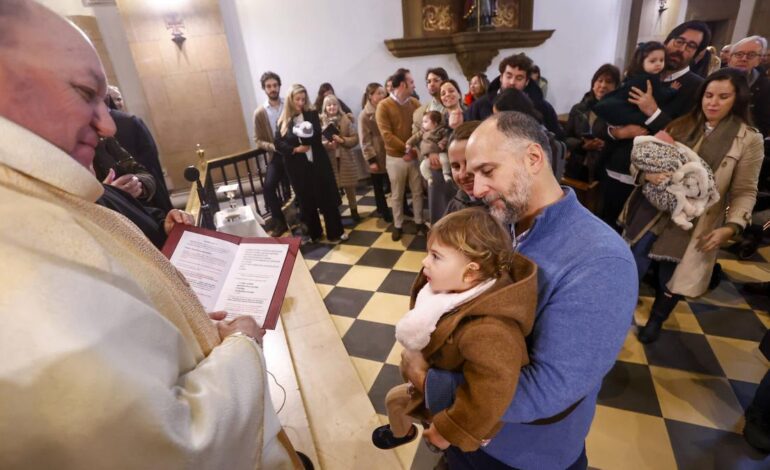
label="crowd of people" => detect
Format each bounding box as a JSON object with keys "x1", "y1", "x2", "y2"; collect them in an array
[{"x1": 3, "y1": 0, "x2": 770, "y2": 467}]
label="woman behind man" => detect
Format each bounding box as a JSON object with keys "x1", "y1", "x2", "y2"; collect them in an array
[
  {"x1": 426, "y1": 79, "x2": 467, "y2": 222},
  {"x1": 358, "y1": 82, "x2": 392, "y2": 222},
  {"x1": 564, "y1": 64, "x2": 621, "y2": 183},
  {"x1": 626, "y1": 68, "x2": 764, "y2": 343},
  {"x1": 321, "y1": 94, "x2": 361, "y2": 221},
  {"x1": 274, "y1": 84, "x2": 347, "y2": 243}
]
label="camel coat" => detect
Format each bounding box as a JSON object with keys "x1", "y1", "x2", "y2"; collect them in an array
[
  {"x1": 668, "y1": 124, "x2": 763, "y2": 296},
  {"x1": 403, "y1": 254, "x2": 538, "y2": 451},
  {"x1": 321, "y1": 113, "x2": 359, "y2": 188},
  {"x1": 358, "y1": 101, "x2": 387, "y2": 174}
]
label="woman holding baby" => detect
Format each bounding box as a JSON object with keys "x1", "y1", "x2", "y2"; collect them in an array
[{"x1": 626, "y1": 68, "x2": 764, "y2": 343}]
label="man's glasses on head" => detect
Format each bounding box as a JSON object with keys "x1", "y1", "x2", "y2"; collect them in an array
[
  {"x1": 732, "y1": 51, "x2": 761, "y2": 60},
  {"x1": 672, "y1": 37, "x2": 700, "y2": 52}
]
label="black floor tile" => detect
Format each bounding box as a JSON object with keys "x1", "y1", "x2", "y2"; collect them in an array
[
  {"x1": 665, "y1": 419, "x2": 770, "y2": 470},
  {"x1": 598, "y1": 360, "x2": 662, "y2": 417},
  {"x1": 367, "y1": 363, "x2": 404, "y2": 415},
  {"x1": 357, "y1": 196, "x2": 377, "y2": 206},
  {"x1": 344, "y1": 230, "x2": 382, "y2": 247},
  {"x1": 342, "y1": 320, "x2": 396, "y2": 363},
  {"x1": 358, "y1": 248, "x2": 404, "y2": 269},
  {"x1": 730, "y1": 379, "x2": 760, "y2": 412},
  {"x1": 310, "y1": 262, "x2": 351, "y2": 285},
  {"x1": 300, "y1": 242, "x2": 334, "y2": 260},
  {"x1": 689, "y1": 302, "x2": 767, "y2": 342},
  {"x1": 356, "y1": 185, "x2": 371, "y2": 196},
  {"x1": 643, "y1": 329, "x2": 725, "y2": 377},
  {"x1": 407, "y1": 234, "x2": 428, "y2": 252},
  {"x1": 323, "y1": 287, "x2": 374, "y2": 318},
  {"x1": 378, "y1": 270, "x2": 419, "y2": 296},
  {"x1": 410, "y1": 441, "x2": 444, "y2": 469},
  {"x1": 737, "y1": 284, "x2": 770, "y2": 312}
]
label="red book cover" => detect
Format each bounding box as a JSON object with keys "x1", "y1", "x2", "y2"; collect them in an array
[{"x1": 162, "y1": 224, "x2": 300, "y2": 329}]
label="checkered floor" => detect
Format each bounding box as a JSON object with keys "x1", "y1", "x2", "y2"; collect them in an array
[{"x1": 298, "y1": 187, "x2": 770, "y2": 470}]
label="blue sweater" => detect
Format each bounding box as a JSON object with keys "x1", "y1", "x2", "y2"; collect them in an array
[{"x1": 425, "y1": 188, "x2": 637, "y2": 469}]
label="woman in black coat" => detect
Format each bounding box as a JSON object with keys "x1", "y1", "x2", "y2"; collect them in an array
[{"x1": 275, "y1": 84, "x2": 346, "y2": 243}]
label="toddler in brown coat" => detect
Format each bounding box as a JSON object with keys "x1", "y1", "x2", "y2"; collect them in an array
[
  {"x1": 405, "y1": 110, "x2": 451, "y2": 185},
  {"x1": 371, "y1": 208, "x2": 537, "y2": 452}
]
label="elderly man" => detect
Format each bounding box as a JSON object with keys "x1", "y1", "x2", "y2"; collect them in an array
[
  {"x1": 403, "y1": 112, "x2": 637, "y2": 469},
  {"x1": 728, "y1": 36, "x2": 770, "y2": 137},
  {"x1": 0, "y1": 2, "x2": 294, "y2": 468}
]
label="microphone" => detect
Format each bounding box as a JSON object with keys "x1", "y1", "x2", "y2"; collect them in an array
[{"x1": 184, "y1": 165, "x2": 215, "y2": 229}]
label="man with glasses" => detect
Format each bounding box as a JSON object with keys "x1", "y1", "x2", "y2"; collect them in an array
[
  {"x1": 621, "y1": 21, "x2": 711, "y2": 134},
  {"x1": 728, "y1": 36, "x2": 770, "y2": 137}
]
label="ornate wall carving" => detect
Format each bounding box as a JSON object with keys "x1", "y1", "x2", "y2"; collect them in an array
[
  {"x1": 492, "y1": 0, "x2": 520, "y2": 29},
  {"x1": 422, "y1": 4, "x2": 457, "y2": 33}
]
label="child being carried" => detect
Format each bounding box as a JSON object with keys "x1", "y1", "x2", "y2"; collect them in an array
[
  {"x1": 406, "y1": 110, "x2": 451, "y2": 185},
  {"x1": 594, "y1": 41, "x2": 680, "y2": 127},
  {"x1": 371, "y1": 208, "x2": 538, "y2": 452}
]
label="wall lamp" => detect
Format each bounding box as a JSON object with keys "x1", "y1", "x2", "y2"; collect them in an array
[
  {"x1": 658, "y1": 0, "x2": 669, "y2": 14},
  {"x1": 164, "y1": 13, "x2": 186, "y2": 48}
]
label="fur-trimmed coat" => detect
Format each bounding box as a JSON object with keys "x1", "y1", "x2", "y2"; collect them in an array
[{"x1": 401, "y1": 254, "x2": 537, "y2": 452}]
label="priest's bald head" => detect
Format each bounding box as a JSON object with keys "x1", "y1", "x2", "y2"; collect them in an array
[{"x1": 0, "y1": 0, "x2": 115, "y2": 167}]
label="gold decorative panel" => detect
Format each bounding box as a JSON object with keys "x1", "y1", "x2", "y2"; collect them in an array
[
  {"x1": 492, "y1": 0, "x2": 520, "y2": 29},
  {"x1": 422, "y1": 4, "x2": 456, "y2": 33}
]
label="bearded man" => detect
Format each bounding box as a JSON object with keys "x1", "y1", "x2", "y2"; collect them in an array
[{"x1": 402, "y1": 112, "x2": 637, "y2": 469}]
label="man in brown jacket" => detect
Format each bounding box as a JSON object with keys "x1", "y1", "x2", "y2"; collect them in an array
[
  {"x1": 375, "y1": 68, "x2": 426, "y2": 241},
  {"x1": 253, "y1": 71, "x2": 291, "y2": 236}
]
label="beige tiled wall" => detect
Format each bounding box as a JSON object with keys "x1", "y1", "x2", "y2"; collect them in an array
[{"x1": 116, "y1": 0, "x2": 249, "y2": 189}]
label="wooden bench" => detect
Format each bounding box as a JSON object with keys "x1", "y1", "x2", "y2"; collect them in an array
[{"x1": 561, "y1": 177, "x2": 601, "y2": 214}]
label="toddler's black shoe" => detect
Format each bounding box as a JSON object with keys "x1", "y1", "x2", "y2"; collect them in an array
[{"x1": 372, "y1": 424, "x2": 417, "y2": 449}]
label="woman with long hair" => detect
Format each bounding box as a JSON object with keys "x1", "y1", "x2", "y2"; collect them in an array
[
  {"x1": 464, "y1": 73, "x2": 488, "y2": 107},
  {"x1": 274, "y1": 84, "x2": 347, "y2": 243},
  {"x1": 358, "y1": 82, "x2": 392, "y2": 222},
  {"x1": 321, "y1": 94, "x2": 361, "y2": 221},
  {"x1": 313, "y1": 82, "x2": 352, "y2": 116},
  {"x1": 626, "y1": 69, "x2": 764, "y2": 343}
]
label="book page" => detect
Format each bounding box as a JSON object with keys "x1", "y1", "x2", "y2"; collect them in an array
[
  {"x1": 213, "y1": 242, "x2": 290, "y2": 326},
  {"x1": 168, "y1": 231, "x2": 239, "y2": 312}
]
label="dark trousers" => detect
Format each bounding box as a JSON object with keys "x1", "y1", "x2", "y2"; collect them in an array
[
  {"x1": 600, "y1": 175, "x2": 634, "y2": 233},
  {"x1": 264, "y1": 156, "x2": 290, "y2": 225},
  {"x1": 428, "y1": 168, "x2": 457, "y2": 224},
  {"x1": 631, "y1": 231, "x2": 682, "y2": 322},
  {"x1": 445, "y1": 445, "x2": 587, "y2": 470},
  {"x1": 283, "y1": 156, "x2": 343, "y2": 240},
  {"x1": 748, "y1": 368, "x2": 770, "y2": 428},
  {"x1": 370, "y1": 172, "x2": 390, "y2": 217}
]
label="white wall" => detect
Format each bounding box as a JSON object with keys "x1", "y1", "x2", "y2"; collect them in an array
[{"x1": 221, "y1": 0, "x2": 629, "y2": 144}]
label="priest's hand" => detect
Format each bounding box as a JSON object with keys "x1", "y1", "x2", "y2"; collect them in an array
[
  {"x1": 209, "y1": 311, "x2": 265, "y2": 345},
  {"x1": 164, "y1": 209, "x2": 195, "y2": 235},
  {"x1": 401, "y1": 349, "x2": 429, "y2": 393}
]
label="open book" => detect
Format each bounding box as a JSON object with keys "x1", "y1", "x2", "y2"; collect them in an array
[{"x1": 162, "y1": 225, "x2": 300, "y2": 329}]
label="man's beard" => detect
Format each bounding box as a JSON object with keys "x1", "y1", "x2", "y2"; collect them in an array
[
  {"x1": 484, "y1": 169, "x2": 532, "y2": 225},
  {"x1": 666, "y1": 51, "x2": 684, "y2": 69},
  {"x1": 268, "y1": 91, "x2": 280, "y2": 100}
]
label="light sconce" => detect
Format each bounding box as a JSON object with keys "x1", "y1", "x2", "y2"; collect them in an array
[
  {"x1": 164, "y1": 13, "x2": 186, "y2": 48},
  {"x1": 658, "y1": 0, "x2": 669, "y2": 14}
]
